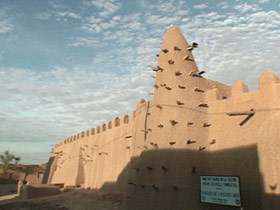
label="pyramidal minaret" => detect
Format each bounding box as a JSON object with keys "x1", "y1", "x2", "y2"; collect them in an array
[
  {"x1": 139, "y1": 25, "x2": 221, "y2": 152},
  {"x1": 152, "y1": 25, "x2": 212, "y2": 107}
]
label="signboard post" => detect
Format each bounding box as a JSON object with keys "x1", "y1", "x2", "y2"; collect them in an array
[{"x1": 200, "y1": 176, "x2": 242, "y2": 208}]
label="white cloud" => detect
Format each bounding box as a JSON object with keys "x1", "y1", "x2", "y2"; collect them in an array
[
  {"x1": 258, "y1": 0, "x2": 270, "y2": 3},
  {"x1": 234, "y1": 3, "x2": 261, "y2": 14},
  {"x1": 68, "y1": 37, "x2": 99, "y2": 47},
  {"x1": 0, "y1": 64, "x2": 153, "y2": 145},
  {"x1": 217, "y1": 2, "x2": 230, "y2": 9},
  {"x1": 53, "y1": 11, "x2": 82, "y2": 19},
  {"x1": 1, "y1": 0, "x2": 280, "y2": 164},
  {"x1": 46, "y1": 2, "x2": 82, "y2": 22},
  {"x1": 0, "y1": 51, "x2": 4, "y2": 61},
  {"x1": 146, "y1": 15, "x2": 177, "y2": 25},
  {"x1": 0, "y1": 9, "x2": 13, "y2": 33},
  {"x1": 81, "y1": 13, "x2": 143, "y2": 35},
  {"x1": 193, "y1": 4, "x2": 208, "y2": 9},
  {"x1": 49, "y1": 1, "x2": 66, "y2": 9},
  {"x1": 35, "y1": 12, "x2": 52, "y2": 20},
  {"x1": 85, "y1": 16, "x2": 102, "y2": 24},
  {"x1": 67, "y1": 12, "x2": 82, "y2": 19},
  {"x1": 85, "y1": 0, "x2": 122, "y2": 17},
  {"x1": 81, "y1": 23, "x2": 103, "y2": 33},
  {"x1": 179, "y1": 9, "x2": 280, "y2": 90}
]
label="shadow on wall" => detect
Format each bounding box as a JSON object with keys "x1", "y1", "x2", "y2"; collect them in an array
[
  {"x1": 100, "y1": 146, "x2": 279, "y2": 210},
  {"x1": 42, "y1": 156, "x2": 55, "y2": 184}
]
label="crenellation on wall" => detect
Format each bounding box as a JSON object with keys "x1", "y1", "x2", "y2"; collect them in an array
[
  {"x1": 91, "y1": 128, "x2": 95, "y2": 135},
  {"x1": 114, "y1": 117, "x2": 120, "y2": 127},
  {"x1": 56, "y1": 111, "x2": 133, "y2": 148},
  {"x1": 50, "y1": 109, "x2": 135, "y2": 189},
  {"x1": 81, "y1": 131, "x2": 85, "y2": 138},
  {"x1": 231, "y1": 80, "x2": 249, "y2": 97},
  {"x1": 108, "y1": 121, "x2": 112, "y2": 129},
  {"x1": 122, "y1": 114, "x2": 129, "y2": 124},
  {"x1": 136, "y1": 98, "x2": 146, "y2": 110},
  {"x1": 96, "y1": 125, "x2": 101, "y2": 133},
  {"x1": 102, "y1": 123, "x2": 106, "y2": 131},
  {"x1": 206, "y1": 71, "x2": 280, "y2": 116},
  {"x1": 259, "y1": 70, "x2": 279, "y2": 91}
]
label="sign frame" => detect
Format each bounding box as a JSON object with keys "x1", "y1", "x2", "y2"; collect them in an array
[{"x1": 199, "y1": 175, "x2": 242, "y2": 208}]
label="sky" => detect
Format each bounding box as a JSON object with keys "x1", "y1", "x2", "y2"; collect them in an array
[{"x1": 0, "y1": 0, "x2": 279, "y2": 164}]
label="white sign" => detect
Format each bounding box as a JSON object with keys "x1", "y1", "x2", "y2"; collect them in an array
[{"x1": 200, "y1": 176, "x2": 241, "y2": 207}]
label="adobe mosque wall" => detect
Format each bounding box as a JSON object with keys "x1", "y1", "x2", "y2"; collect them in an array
[{"x1": 44, "y1": 25, "x2": 280, "y2": 209}]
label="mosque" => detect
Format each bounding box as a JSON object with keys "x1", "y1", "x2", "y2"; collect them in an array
[{"x1": 43, "y1": 25, "x2": 280, "y2": 210}]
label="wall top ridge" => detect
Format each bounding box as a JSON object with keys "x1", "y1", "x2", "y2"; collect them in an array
[
  {"x1": 205, "y1": 70, "x2": 280, "y2": 110},
  {"x1": 58, "y1": 112, "x2": 132, "y2": 145}
]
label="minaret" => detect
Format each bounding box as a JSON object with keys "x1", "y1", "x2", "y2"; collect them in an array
[
  {"x1": 144, "y1": 25, "x2": 213, "y2": 152},
  {"x1": 152, "y1": 25, "x2": 210, "y2": 107}
]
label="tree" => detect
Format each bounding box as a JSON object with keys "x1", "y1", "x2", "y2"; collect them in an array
[{"x1": 0, "y1": 150, "x2": 21, "y2": 170}]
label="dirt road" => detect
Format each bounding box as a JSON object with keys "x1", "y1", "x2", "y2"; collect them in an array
[{"x1": 0, "y1": 190, "x2": 125, "y2": 210}]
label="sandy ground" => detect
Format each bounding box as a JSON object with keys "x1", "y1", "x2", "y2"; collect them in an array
[
  {"x1": 0, "y1": 184, "x2": 17, "y2": 196},
  {"x1": 0, "y1": 194, "x2": 18, "y2": 202},
  {"x1": 0, "y1": 190, "x2": 125, "y2": 210}
]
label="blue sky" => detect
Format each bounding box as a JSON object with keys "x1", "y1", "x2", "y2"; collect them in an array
[{"x1": 0, "y1": 0, "x2": 279, "y2": 164}]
